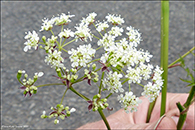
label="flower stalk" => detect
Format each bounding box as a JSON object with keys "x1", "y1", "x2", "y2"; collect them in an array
[
  {"x1": 98, "y1": 108, "x2": 111, "y2": 130},
  {"x1": 160, "y1": 0, "x2": 169, "y2": 116}
]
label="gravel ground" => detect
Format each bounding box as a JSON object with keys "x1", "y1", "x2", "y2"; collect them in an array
[{"x1": 1, "y1": 1, "x2": 194, "y2": 130}]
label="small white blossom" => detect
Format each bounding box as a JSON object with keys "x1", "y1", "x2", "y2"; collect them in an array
[
  {"x1": 34, "y1": 72, "x2": 44, "y2": 77},
  {"x1": 70, "y1": 108, "x2": 76, "y2": 113},
  {"x1": 106, "y1": 13, "x2": 124, "y2": 25},
  {"x1": 40, "y1": 18, "x2": 55, "y2": 31},
  {"x1": 108, "y1": 26, "x2": 123, "y2": 37},
  {"x1": 97, "y1": 33, "x2": 115, "y2": 50},
  {"x1": 58, "y1": 28, "x2": 74, "y2": 38},
  {"x1": 125, "y1": 67, "x2": 142, "y2": 84},
  {"x1": 118, "y1": 91, "x2": 142, "y2": 113},
  {"x1": 68, "y1": 44, "x2": 96, "y2": 67},
  {"x1": 103, "y1": 71, "x2": 124, "y2": 93},
  {"x1": 141, "y1": 66, "x2": 164, "y2": 102},
  {"x1": 45, "y1": 49, "x2": 64, "y2": 68},
  {"x1": 24, "y1": 30, "x2": 39, "y2": 52},
  {"x1": 75, "y1": 24, "x2": 92, "y2": 42},
  {"x1": 126, "y1": 26, "x2": 142, "y2": 47},
  {"x1": 54, "y1": 12, "x2": 75, "y2": 25},
  {"x1": 96, "y1": 21, "x2": 109, "y2": 32},
  {"x1": 81, "y1": 12, "x2": 97, "y2": 26}
]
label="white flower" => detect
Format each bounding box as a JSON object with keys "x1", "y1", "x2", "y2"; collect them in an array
[
  {"x1": 40, "y1": 18, "x2": 55, "y2": 31},
  {"x1": 126, "y1": 26, "x2": 142, "y2": 47},
  {"x1": 70, "y1": 108, "x2": 76, "y2": 113},
  {"x1": 45, "y1": 49, "x2": 64, "y2": 68},
  {"x1": 108, "y1": 26, "x2": 123, "y2": 37},
  {"x1": 24, "y1": 30, "x2": 39, "y2": 52},
  {"x1": 58, "y1": 28, "x2": 74, "y2": 38},
  {"x1": 68, "y1": 44, "x2": 96, "y2": 67},
  {"x1": 54, "y1": 119, "x2": 59, "y2": 124},
  {"x1": 125, "y1": 67, "x2": 142, "y2": 84},
  {"x1": 81, "y1": 12, "x2": 97, "y2": 26},
  {"x1": 34, "y1": 72, "x2": 44, "y2": 77},
  {"x1": 74, "y1": 24, "x2": 92, "y2": 42},
  {"x1": 48, "y1": 35, "x2": 58, "y2": 44},
  {"x1": 96, "y1": 21, "x2": 109, "y2": 32},
  {"x1": 97, "y1": 33, "x2": 115, "y2": 50},
  {"x1": 139, "y1": 63, "x2": 153, "y2": 80},
  {"x1": 54, "y1": 12, "x2": 75, "y2": 25},
  {"x1": 103, "y1": 71, "x2": 124, "y2": 93},
  {"x1": 141, "y1": 66, "x2": 163, "y2": 102},
  {"x1": 118, "y1": 91, "x2": 142, "y2": 113},
  {"x1": 106, "y1": 13, "x2": 124, "y2": 25}
]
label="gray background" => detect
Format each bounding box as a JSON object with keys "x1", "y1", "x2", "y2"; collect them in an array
[{"x1": 1, "y1": 1, "x2": 194, "y2": 129}]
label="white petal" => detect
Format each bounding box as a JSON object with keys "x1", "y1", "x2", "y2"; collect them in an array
[{"x1": 70, "y1": 108, "x2": 76, "y2": 113}]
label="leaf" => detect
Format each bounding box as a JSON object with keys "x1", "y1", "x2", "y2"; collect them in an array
[
  {"x1": 186, "y1": 82, "x2": 195, "y2": 87},
  {"x1": 179, "y1": 78, "x2": 192, "y2": 83}
]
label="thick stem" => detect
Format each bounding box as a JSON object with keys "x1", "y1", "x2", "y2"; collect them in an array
[
  {"x1": 98, "y1": 108, "x2": 111, "y2": 130},
  {"x1": 177, "y1": 86, "x2": 195, "y2": 129},
  {"x1": 160, "y1": 0, "x2": 169, "y2": 116},
  {"x1": 146, "y1": 98, "x2": 157, "y2": 123}
]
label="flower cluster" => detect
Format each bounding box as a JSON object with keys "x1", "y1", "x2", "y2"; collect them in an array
[
  {"x1": 117, "y1": 91, "x2": 142, "y2": 113},
  {"x1": 40, "y1": 12, "x2": 75, "y2": 31},
  {"x1": 105, "y1": 13, "x2": 124, "y2": 25},
  {"x1": 18, "y1": 12, "x2": 165, "y2": 125},
  {"x1": 141, "y1": 66, "x2": 164, "y2": 102},
  {"x1": 41, "y1": 104, "x2": 76, "y2": 124},
  {"x1": 23, "y1": 30, "x2": 39, "y2": 52},
  {"x1": 68, "y1": 44, "x2": 96, "y2": 68},
  {"x1": 45, "y1": 49, "x2": 64, "y2": 68},
  {"x1": 102, "y1": 71, "x2": 124, "y2": 93},
  {"x1": 17, "y1": 70, "x2": 44, "y2": 97},
  {"x1": 84, "y1": 68, "x2": 99, "y2": 85},
  {"x1": 88, "y1": 94, "x2": 109, "y2": 111}
]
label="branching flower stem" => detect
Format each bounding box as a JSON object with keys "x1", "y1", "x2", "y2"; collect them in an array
[
  {"x1": 36, "y1": 83, "x2": 64, "y2": 88},
  {"x1": 60, "y1": 88, "x2": 68, "y2": 104},
  {"x1": 168, "y1": 46, "x2": 195, "y2": 68}
]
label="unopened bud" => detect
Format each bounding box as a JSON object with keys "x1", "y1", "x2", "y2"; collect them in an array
[
  {"x1": 42, "y1": 36, "x2": 46, "y2": 43},
  {"x1": 92, "y1": 64, "x2": 96, "y2": 70}
]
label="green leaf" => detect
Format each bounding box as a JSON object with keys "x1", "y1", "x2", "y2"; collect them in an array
[
  {"x1": 179, "y1": 78, "x2": 192, "y2": 83},
  {"x1": 186, "y1": 82, "x2": 195, "y2": 87}
]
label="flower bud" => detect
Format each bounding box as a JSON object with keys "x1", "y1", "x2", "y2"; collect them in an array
[
  {"x1": 59, "y1": 115, "x2": 65, "y2": 120},
  {"x1": 42, "y1": 36, "x2": 46, "y2": 43},
  {"x1": 17, "y1": 70, "x2": 25, "y2": 80},
  {"x1": 54, "y1": 119, "x2": 59, "y2": 124},
  {"x1": 92, "y1": 64, "x2": 96, "y2": 70},
  {"x1": 56, "y1": 68, "x2": 61, "y2": 77},
  {"x1": 65, "y1": 106, "x2": 69, "y2": 111},
  {"x1": 39, "y1": 45, "x2": 43, "y2": 49},
  {"x1": 24, "y1": 74, "x2": 28, "y2": 78}
]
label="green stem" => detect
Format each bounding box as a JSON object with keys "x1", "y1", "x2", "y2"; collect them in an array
[
  {"x1": 36, "y1": 83, "x2": 64, "y2": 88},
  {"x1": 160, "y1": 0, "x2": 169, "y2": 116},
  {"x1": 61, "y1": 38, "x2": 77, "y2": 48},
  {"x1": 177, "y1": 86, "x2": 195, "y2": 129},
  {"x1": 168, "y1": 46, "x2": 195, "y2": 68},
  {"x1": 105, "y1": 93, "x2": 112, "y2": 99},
  {"x1": 183, "y1": 86, "x2": 195, "y2": 107},
  {"x1": 60, "y1": 88, "x2": 68, "y2": 104},
  {"x1": 69, "y1": 87, "x2": 90, "y2": 101},
  {"x1": 98, "y1": 108, "x2": 111, "y2": 130},
  {"x1": 146, "y1": 98, "x2": 157, "y2": 123},
  {"x1": 99, "y1": 71, "x2": 105, "y2": 94}
]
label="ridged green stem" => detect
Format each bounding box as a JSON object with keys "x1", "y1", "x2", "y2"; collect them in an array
[
  {"x1": 98, "y1": 108, "x2": 111, "y2": 130},
  {"x1": 160, "y1": 0, "x2": 169, "y2": 116}
]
